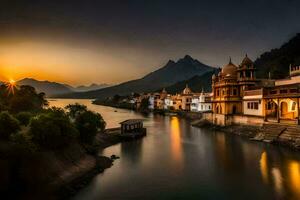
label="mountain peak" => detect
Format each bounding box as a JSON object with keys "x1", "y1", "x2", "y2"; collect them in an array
[
  {"x1": 166, "y1": 60, "x2": 175, "y2": 65},
  {"x1": 183, "y1": 55, "x2": 194, "y2": 60}
]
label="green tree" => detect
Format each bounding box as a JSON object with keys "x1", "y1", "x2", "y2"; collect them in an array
[
  {"x1": 0, "y1": 85, "x2": 48, "y2": 113},
  {"x1": 75, "y1": 110, "x2": 106, "y2": 144},
  {"x1": 0, "y1": 111, "x2": 20, "y2": 140},
  {"x1": 139, "y1": 97, "x2": 150, "y2": 112},
  {"x1": 65, "y1": 103, "x2": 87, "y2": 118},
  {"x1": 29, "y1": 108, "x2": 79, "y2": 150},
  {"x1": 112, "y1": 94, "x2": 121, "y2": 103},
  {"x1": 15, "y1": 112, "x2": 33, "y2": 126},
  {"x1": 10, "y1": 85, "x2": 48, "y2": 113}
]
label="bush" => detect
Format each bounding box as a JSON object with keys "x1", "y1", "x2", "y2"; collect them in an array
[
  {"x1": 65, "y1": 103, "x2": 87, "y2": 118},
  {"x1": 15, "y1": 112, "x2": 32, "y2": 126},
  {"x1": 75, "y1": 110, "x2": 106, "y2": 144},
  {"x1": 0, "y1": 111, "x2": 20, "y2": 140},
  {"x1": 8, "y1": 85, "x2": 48, "y2": 113},
  {"x1": 10, "y1": 132, "x2": 37, "y2": 153},
  {"x1": 29, "y1": 108, "x2": 79, "y2": 150}
]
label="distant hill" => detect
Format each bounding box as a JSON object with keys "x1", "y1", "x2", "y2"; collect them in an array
[
  {"x1": 73, "y1": 83, "x2": 111, "y2": 92},
  {"x1": 255, "y1": 33, "x2": 300, "y2": 79},
  {"x1": 162, "y1": 70, "x2": 219, "y2": 94},
  {"x1": 16, "y1": 78, "x2": 112, "y2": 96},
  {"x1": 17, "y1": 78, "x2": 73, "y2": 96},
  {"x1": 58, "y1": 55, "x2": 214, "y2": 99}
]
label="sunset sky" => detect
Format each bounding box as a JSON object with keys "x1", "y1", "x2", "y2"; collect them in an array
[{"x1": 0, "y1": 0, "x2": 300, "y2": 86}]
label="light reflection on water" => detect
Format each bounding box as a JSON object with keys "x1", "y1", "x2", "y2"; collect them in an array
[{"x1": 49, "y1": 99, "x2": 300, "y2": 200}]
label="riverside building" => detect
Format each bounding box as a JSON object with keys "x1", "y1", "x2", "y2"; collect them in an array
[{"x1": 209, "y1": 55, "x2": 300, "y2": 126}]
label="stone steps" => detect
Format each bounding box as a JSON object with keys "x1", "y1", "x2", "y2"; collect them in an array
[
  {"x1": 254, "y1": 124, "x2": 287, "y2": 142},
  {"x1": 278, "y1": 127, "x2": 300, "y2": 143}
]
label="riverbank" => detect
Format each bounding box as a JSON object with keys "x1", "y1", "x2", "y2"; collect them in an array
[
  {"x1": 56, "y1": 127, "x2": 146, "y2": 199},
  {"x1": 192, "y1": 119, "x2": 300, "y2": 151}
]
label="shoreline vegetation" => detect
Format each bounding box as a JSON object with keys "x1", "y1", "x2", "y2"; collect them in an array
[{"x1": 0, "y1": 84, "x2": 140, "y2": 199}]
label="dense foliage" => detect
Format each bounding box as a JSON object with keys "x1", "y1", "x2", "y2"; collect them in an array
[
  {"x1": 15, "y1": 112, "x2": 33, "y2": 126},
  {"x1": 30, "y1": 108, "x2": 79, "y2": 150},
  {"x1": 0, "y1": 84, "x2": 47, "y2": 113},
  {"x1": 0, "y1": 111, "x2": 20, "y2": 140},
  {"x1": 0, "y1": 82, "x2": 108, "y2": 197},
  {"x1": 139, "y1": 97, "x2": 150, "y2": 112},
  {"x1": 66, "y1": 104, "x2": 106, "y2": 143},
  {"x1": 65, "y1": 103, "x2": 87, "y2": 118},
  {"x1": 255, "y1": 33, "x2": 300, "y2": 79}
]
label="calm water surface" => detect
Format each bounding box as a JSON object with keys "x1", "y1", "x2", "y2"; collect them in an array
[{"x1": 50, "y1": 99, "x2": 300, "y2": 200}]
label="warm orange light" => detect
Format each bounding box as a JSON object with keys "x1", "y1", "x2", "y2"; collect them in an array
[
  {"x1": 5, "y1": 79, "x2": 17, "y2": 95},
  {"x1": 260, "y1": 151, "x2": 269, "y2": 184},
  {"x1": 9, "y1": 79, "x2": 16, "y2": 85},
  {"x1": 289, "y1": 161, "x2": 300, "y2": 195},
  {"x1": 170, "y1": 116, "x2": 183, "y2": 170}
]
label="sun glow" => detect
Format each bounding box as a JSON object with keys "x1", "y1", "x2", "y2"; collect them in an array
[
  {"x1": 5, "y1": 79, "x2": 17, "y2": 95},
  {"x1": 9, "y1": 79, "x2": 16, "y2": 85}
]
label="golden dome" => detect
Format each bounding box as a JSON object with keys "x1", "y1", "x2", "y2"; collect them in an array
[
  {"x1": 221, "y1": 58, "x2": 237, "y2": 76},
  {"x1": 240, "y1": 54, "x2": 253, "y2": 66}
]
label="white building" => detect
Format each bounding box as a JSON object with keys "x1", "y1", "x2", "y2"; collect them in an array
[
  {"x1": 191, "y1": 91, "x2": 212, "y2": 112},
  {"x1": 164, "y1": 95, "x2": 173, "y2": 110},
  {"x1": 191, "y1": 96, "x2": 200, "y2": 112},
  {"x1": 243, "y1": 89, "x2": 263, "y2": 116},
  {"x1": 148, "y1": 95, "x2": 155, "y2": 110}
]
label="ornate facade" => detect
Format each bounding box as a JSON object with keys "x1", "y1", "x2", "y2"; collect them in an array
[
  {"x1": 211, "y1": 55, "x2": 300, "y2": 125},
  {"x1": 212, "y1": 55, "x2": 256, "y2": 115}
]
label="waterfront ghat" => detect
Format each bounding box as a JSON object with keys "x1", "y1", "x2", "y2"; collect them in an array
[{"x1": 50, "y1": 99, "x2": 300, "y2": 200}]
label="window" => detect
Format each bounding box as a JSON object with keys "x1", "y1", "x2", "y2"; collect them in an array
[
  {"x1": 270, "y1": 90, "x2": 277, "y2": 95},
  {"x1": 233, "y1": 89, "x2": 237, "y2": 95},
  {"x1": 280, "y1": 89, "x2": 288, "y2": 94},
  {"x1": 292, "y1": 102, "x2": 296, "y2": 111},
  {"x1": 247, "y1": 102, "x2": 259, "y2": 110},
  {"x1": 290, "y1": 89, "x2": 298, "y2": 93}
]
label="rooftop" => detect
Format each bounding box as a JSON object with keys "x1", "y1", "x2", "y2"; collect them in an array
[{"x1": 120, "y1": 119, "x2": 144, "y2": 125}]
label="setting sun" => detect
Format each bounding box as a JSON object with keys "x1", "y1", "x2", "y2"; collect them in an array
[{"x1": 9, "y1": 79, "x2": 16, "y2": 85}]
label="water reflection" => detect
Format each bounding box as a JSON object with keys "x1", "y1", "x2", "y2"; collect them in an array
[
  {"x1": 120, "y1": 140, "x2": 143, "y2": 166},
  {"x1": 170, "y1": 117, "x2": 183, "y2": 171},
  {"x1": 271, "y1": 168, "x2": 283, "y2": 197},
  {"x1": 260, "y1": 151, "x2": 269, "y2": 184},
  {"x1": 259, "y1": 150, "x2": 300, "y2": 200},
  {"x1": 289, "y1": 161, "x2": 300, "y2": 196}
]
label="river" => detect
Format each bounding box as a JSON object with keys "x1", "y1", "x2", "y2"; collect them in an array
[{"x1": 49, "y1": 99, "x2": 300, "y2": 200}]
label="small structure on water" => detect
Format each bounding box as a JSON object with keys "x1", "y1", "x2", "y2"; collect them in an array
[{"x1": 120, "y1": 119, "x2": 146, "y2": 139}]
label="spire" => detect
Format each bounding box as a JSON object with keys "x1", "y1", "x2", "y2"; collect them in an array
[
  {"x1": 268, "y1": 72, "x2": 271, "y2": 79},
  {"x1": 229, "y1": 57, "x2": 232, "y2": 64},
  {"x1": 245, "y1": 53, "x2": 248, "y2": 58},
  {"x1": 201, "y1": 87, "x2": 204, "y2": 93},
  {"x1": 185, "y1": 84, "x2": 189, "y2": 89}
]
